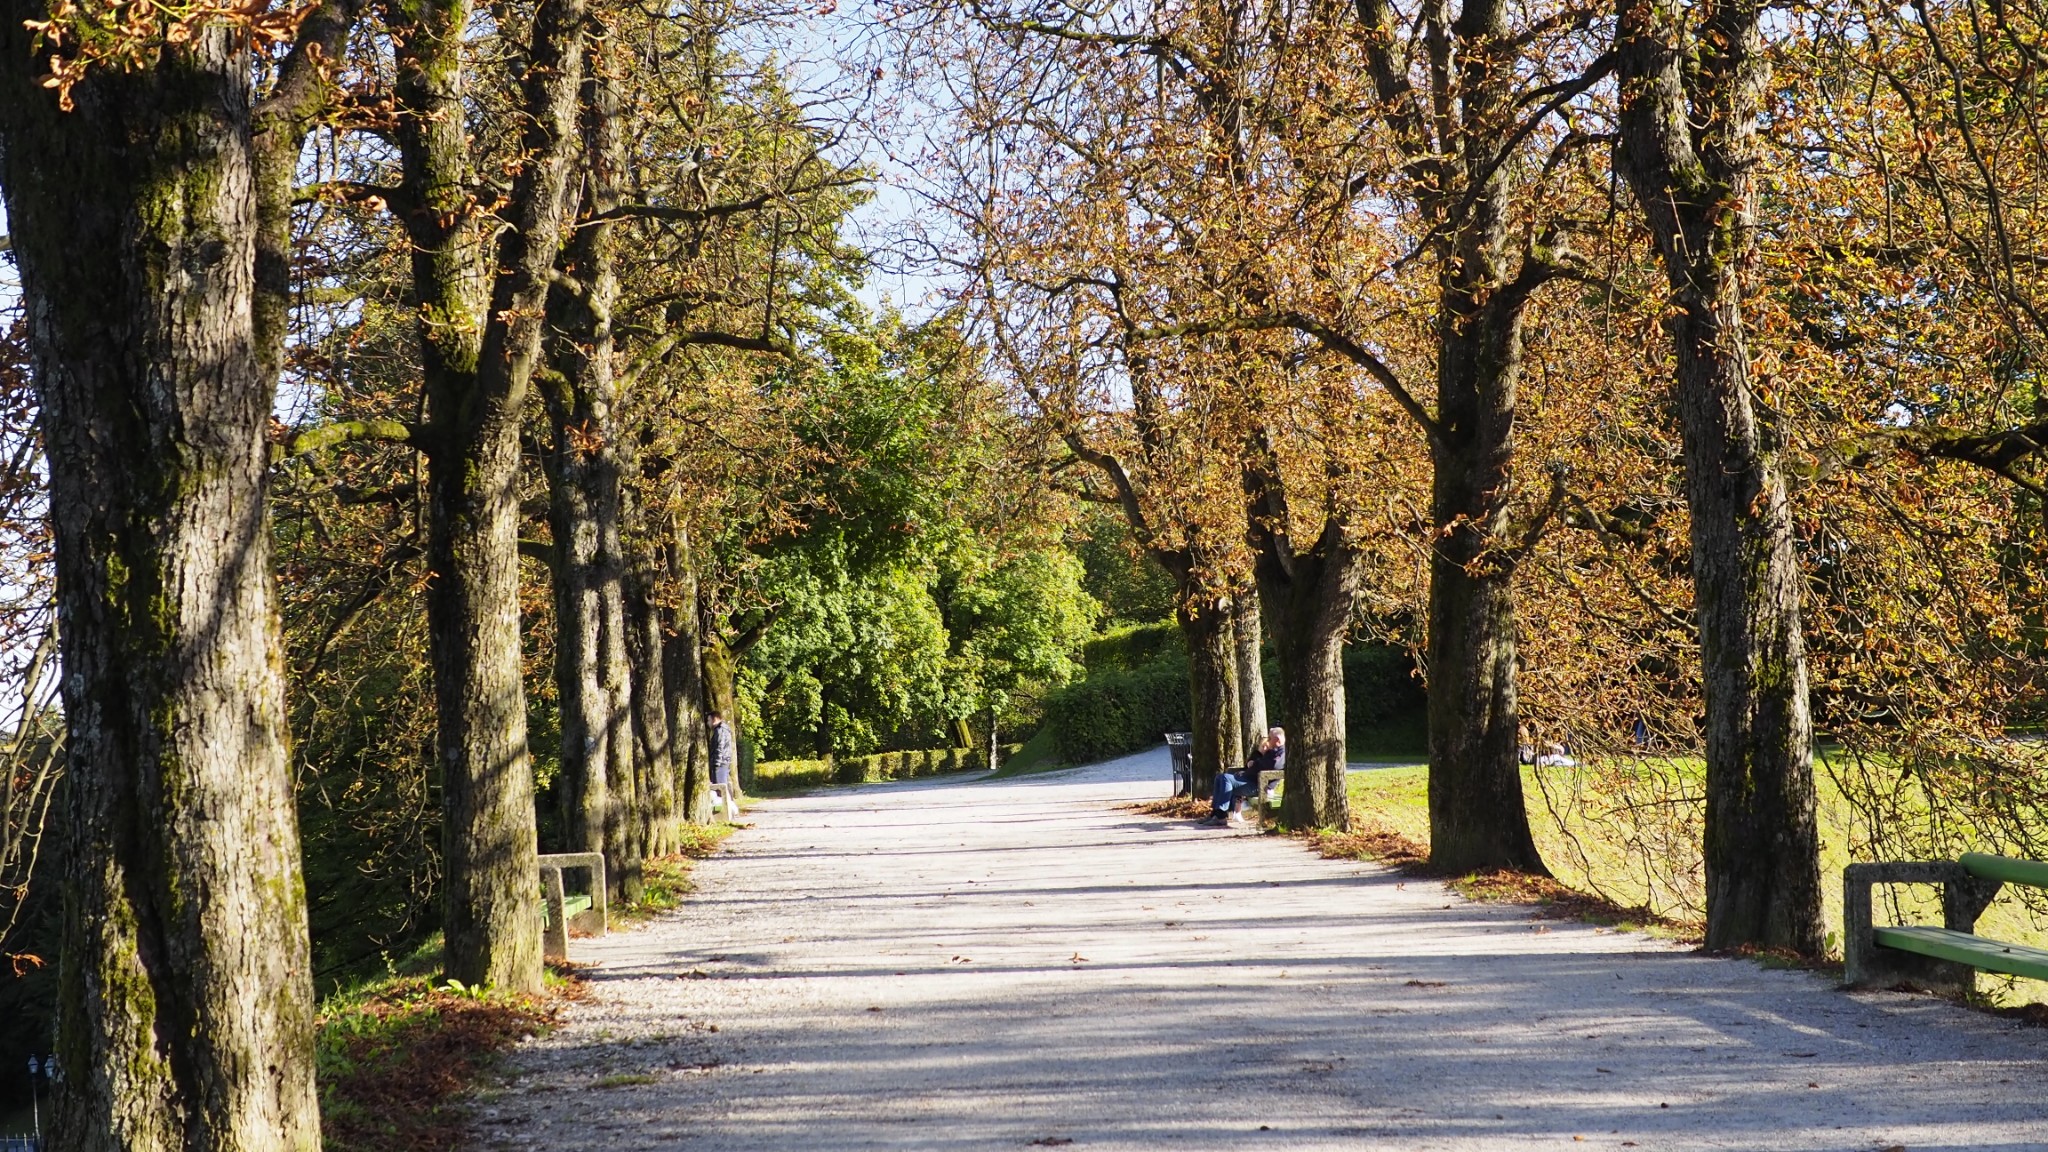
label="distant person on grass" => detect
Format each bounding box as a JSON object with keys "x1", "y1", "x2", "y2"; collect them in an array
[
  {"x1": 1203, "y1": 727, "x2": 1285, "y2": 827},
  {"x1": 709, "y1": 711, "x2": 738, "y2": 812}
]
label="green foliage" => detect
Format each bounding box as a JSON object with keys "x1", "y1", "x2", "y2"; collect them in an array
[
  {"x1": 743, "y1": 491, "x2": 1099, "y2": 760},
  {"x1": 751, "y1": 757, "x2": 837, "y2": 792},
  {"x1": 1080, "y1": 620, "x2": 1185, "y2": 675},
  {"x1": 1040, "y1": 657, "x2": 1194, "y2": 765},
  {"x1": 754, "y1": 746, "x2": 989, "y2": 791},
  {"x1": 745, "y1": 552, "x2": 954, "y2": 758},
  {"x1": 1344, "y1": 643, "x2": 1428, "y2": 731},
  {"x1": 1072, "y1": 506, "x2": 1178, "y2": 626},
  {"x1": 940, "y1": 543, "x2": 1099, "y2": 734}
]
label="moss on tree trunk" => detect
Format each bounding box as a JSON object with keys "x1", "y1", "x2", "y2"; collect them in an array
[{"x1": 0, "y1": 20, "x2": 321, "y2": 1149}]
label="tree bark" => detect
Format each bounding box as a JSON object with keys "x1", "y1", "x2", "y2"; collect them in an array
[
  {"x1": 1254, "y1": 540, "x2": 1354, "y2": 829},
  {"x1": 0, "y1": 21, "x2": 320, "y2": 1149},
  {"x1": 1423, "y1": 284, "x2": 1549, "y2": 876},
  {"x1": 1176, "y1": 594, "x2": 1240, "y2": 797},
  {"x1": 387, "y1": 0, "x2": 587, "y2": 991},
  {"x1": 1233, "y1": 585, "x2": 1267, "y2": 759},
  {"x1": 542, "y1": 43, "x2": 638, "y2": 885},
  {"x1": 1615, "y1": 0, "x2": 1821, "y2": 953},
  {"x1": 625, "y1": 561, "x2": 675, "y2": 863},
  {"x1": 663, "y1": 529, "x2": 711, "y2": 824},
  {"x1": 1245, "y1": 445, "x2": 1356, "y2": 829}
]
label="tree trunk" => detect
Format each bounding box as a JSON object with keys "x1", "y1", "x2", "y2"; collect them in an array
[
  {"x1": 1424, "y1": 290, "x2": 1548, "y2": 876},
  {"x1": 0, "y1": 23, "x2": 320, "y2": 1149},
  {"x1": 627, "y1": 573, "x2": 676, "y2": 857},
  {"x1": 1243, "y1": 442, "x2": 1356, "y2": 829},
  {"x1": 542, "y1": 37, "x2": 654, "y2": 887},
  {"x1": 1256, "y1": 545, "x2": 1353, "y2": 829},
  {"x1": 663, "y1": 533, "x2": 711, "y2": 824},
  {"x1": 1615, "y1": 0, "x2": 1821, "y2": 953},
  {"x1": 391, "y1": 0, "x2": 587, "y2": 991},
  {"x1": 1176, "y1": 596, "x2": 1240, "y2": 796},
  {"x1": 541, "y1": 432, "x2": 623, "y2": 858},
  {"x1": 702, "y1": 633, "x2": 740, "y2": 726},
  {"x1": 1233, "y1": 585, "x2": 1267, "y2": 759}
]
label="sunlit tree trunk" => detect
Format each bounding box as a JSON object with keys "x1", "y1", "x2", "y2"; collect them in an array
[
  {"x1": 1233, "y1": 586, "x2": 1267, "y2": 760},
  {"x1": 387, "y1": 0, "x2": 587, "y2": 991},
  {"x1": 1615, "y1": 0, "x2": 1820, "y2": 953},
  {"x1": 1424, "y1": 287, "x2": 1547, "y2": 874},
  {"x1": 0, "y1": 21, "x2": 320, "y2": 1148},
  {"x1": 1177, "y1": 592, "x2": 1241, "y2": 797},
  {"x1": 627, "y1": 568, "x2": 676, "y2": 858},
  {"x1": 544, "y1": 44, "x2": 646, "y2": 890},
  {"x1": 664, "y1": 527, "x2": 712, "y2": 824},
  {"x1": 1245, "y1": 444, "x2": 1356, "y2": 829},
  {"x1": 1253, "y1": 537, "x2": 1354, "y2": 829}
]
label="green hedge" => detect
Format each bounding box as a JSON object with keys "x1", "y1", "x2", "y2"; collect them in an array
[
  {"x1": 1343, "y1": 643, "x2": 1426, "y2": 730},
  {"x1": 752, "y1": 747, "x2": 994, "y2": 793},
  {"x1": 1040, "y1": 660, "x2": 1192, "y2": 766},
  {"x1": 1079, "y1": 620, "x2": 1185, "y2": 675}
]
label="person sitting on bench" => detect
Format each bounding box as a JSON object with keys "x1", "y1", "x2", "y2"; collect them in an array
[{"x1": 1202, "y1": 727, "x2": 1285, "y2": 827}]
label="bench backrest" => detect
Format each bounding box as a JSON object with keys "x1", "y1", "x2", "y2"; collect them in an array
[{"x1": 1960, "y1": 852, "x2": 2048, "y2": 890}]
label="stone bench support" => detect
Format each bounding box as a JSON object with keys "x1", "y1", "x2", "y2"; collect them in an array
[
  {"x1": 538, "y1": 851, "x2": 608, "y2": 961},
  {"x1": 1842, "y1": 860, "x2": 2000, "y2": 995}
]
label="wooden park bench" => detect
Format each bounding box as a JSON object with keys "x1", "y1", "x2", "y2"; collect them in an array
[
  {"x1": 1844, "y1": 852, "x2": 2048, "y2": 995},
  {"x1": 1166, "y1": 730, "x2": 1282, "y2": 816},
  {"x1": 538, "y1": 851, "x2": 607, "y2": 961}
]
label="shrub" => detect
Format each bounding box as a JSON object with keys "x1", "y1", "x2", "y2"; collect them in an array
[
  {"x1": 757, "y1": 747, "x2": 986, "y2": 791},
  {"x1": 753, "y1": 758, "x2": 834, "y2": 793},
  {"x1": 1080, "y1": 620, "x2": 1185, "y2": 675},
  {"x1": 1344, "y1": 643, "x2": 1427, "y2": 730},
  {"x1": 1041, "y1": 660, "x2": 1191, "y2": 765}
]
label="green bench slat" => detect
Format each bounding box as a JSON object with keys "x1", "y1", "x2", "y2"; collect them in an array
[
  {"x1": 1873, "y1": 925, "x2": 2048, "y2": 983},
  {"x1": 543, "y1": 894, "x2": 593, "y2": 927},
  {"x1": 1960, "y1": 852, "x2": 2048, "y2": 890}
]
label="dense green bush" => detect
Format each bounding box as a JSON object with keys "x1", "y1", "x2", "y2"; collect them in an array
[
  {"x1": 1343, "y1": 643, "x2": 1427, "y2": 730},
  {"x1": 1040, "y1": 659, "x2": 1192, "y2": 765},
  {"x1": 753, "y1": 757, "x2": 836, "y2": 792},
  {"x1": 1079, "y1": 620, "x2": 1185, "y2": 675},
  {"x1": 753, "y1": 746, "x2": 992, "y2": 792}
]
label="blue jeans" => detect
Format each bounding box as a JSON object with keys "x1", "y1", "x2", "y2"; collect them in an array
[{"x1": 1211, "y1": 770, "x2": 1254, "y2": 814}]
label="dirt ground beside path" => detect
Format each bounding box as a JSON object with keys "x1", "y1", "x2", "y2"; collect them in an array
[{"x1": 473, "y1": 748, "x2": 2048, "y2": 1151}]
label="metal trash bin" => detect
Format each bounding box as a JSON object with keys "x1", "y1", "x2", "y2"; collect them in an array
[{"x1": 1165, "y1": 731, "x2": 1194, "y2": 797}]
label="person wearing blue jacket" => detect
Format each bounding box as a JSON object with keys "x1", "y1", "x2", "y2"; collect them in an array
[{"x1": 1202, "y1": 728, "x2": 1285, "y2": 826}]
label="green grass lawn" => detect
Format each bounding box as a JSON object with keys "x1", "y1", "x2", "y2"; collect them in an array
[{"x1": 1338, "y1": 755, "x2": 2048, "y2": 1004}]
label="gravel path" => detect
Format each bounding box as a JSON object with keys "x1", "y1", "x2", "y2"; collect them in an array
[{"x1": 474, "y1": 749, "x2": 2048, "y2": 1151}]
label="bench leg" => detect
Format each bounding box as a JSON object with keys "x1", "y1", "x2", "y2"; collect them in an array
[
  {"x1": 1842, "y1": 862, "x2": 1978, "y2": 995},
  {"x1": 542, "y1": 867, "x2": 569, "y2": 961}
]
